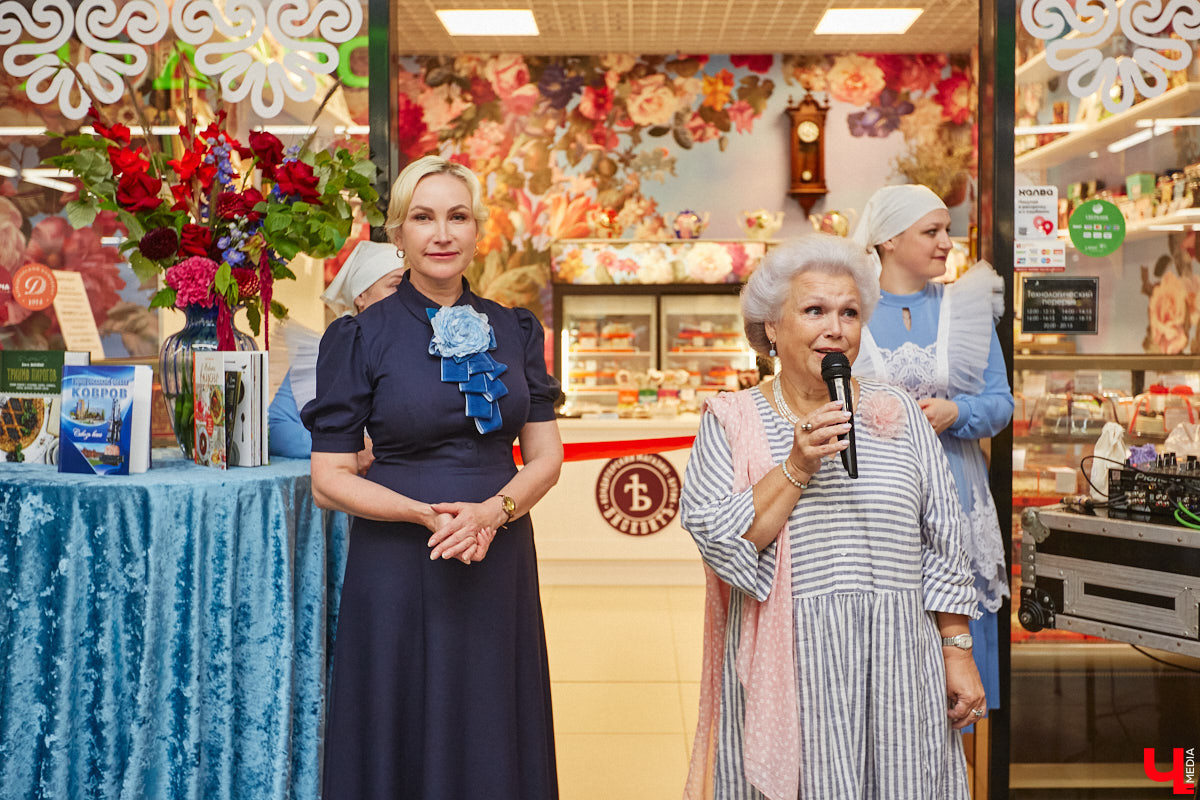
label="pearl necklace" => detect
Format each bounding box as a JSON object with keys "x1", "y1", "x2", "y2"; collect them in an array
[{"x1": 772, "y1": 376, "x2": 801, "y2": 425}]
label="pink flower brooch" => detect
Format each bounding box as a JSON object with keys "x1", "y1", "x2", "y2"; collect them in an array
[{"x1": 859, "y1": 390, "x2": 905, "y2": 439}]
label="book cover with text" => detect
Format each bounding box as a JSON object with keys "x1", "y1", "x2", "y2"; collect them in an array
[
  {"x1": 58, "y1": 364, "x2": 151, "y2": 475},
  {"x1": 0, "y1": 350, "x2": 91, "y2": 465}
]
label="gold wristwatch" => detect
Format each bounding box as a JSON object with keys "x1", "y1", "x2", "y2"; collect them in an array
[{"x1": 498, "y1": 495, "x2": 516, "y2": 524}]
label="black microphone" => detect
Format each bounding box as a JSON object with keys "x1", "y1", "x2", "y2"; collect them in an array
[{"x1": 820, "y1": 352, "x2": 857, "y2": 479}]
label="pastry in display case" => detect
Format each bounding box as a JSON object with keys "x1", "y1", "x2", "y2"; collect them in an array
[{"x1": 554, "y1": 286, "x2": 755, "y2": 417}]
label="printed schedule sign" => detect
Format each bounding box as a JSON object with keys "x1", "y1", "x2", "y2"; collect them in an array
[{"x1": 1021, "y1": 277, "x2": 1099, "y2": 334}]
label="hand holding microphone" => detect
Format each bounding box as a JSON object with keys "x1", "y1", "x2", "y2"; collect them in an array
[{"x1": 821, "y1": 352, "x2": 858, "y2": 478}]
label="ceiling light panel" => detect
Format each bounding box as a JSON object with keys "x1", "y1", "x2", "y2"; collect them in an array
[
  {"x1": 436, "y1": 8, "x2": 539, "y2": 36},
  {"x1": 395, "y1": 1, "x2": 978, "y2": 55}
]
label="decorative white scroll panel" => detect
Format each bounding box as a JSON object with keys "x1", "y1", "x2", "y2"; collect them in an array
[
  {"x1": 1020, "y1": 0, "x2": 1200, "y2": 113},
  {"x1": 0, "y1": 0, "x2": 361, "y2": 120}
]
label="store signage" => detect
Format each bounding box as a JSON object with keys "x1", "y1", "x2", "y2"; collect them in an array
[
  {"x1": 1020, "y1": 0, "x2": 1200, "y2": 114},
  {"x1": 11, "y1": 263, "x2": 57, "y2": 312},
  {"x1": 0, "y1": 0, "x2": 362, "y2": 120},
  {"x1": 1068, "y1": 200, "x2": 1125, "y2": 257},
  {"x1": 1021, "y1": 276, "x2": 1099, "y2": 335},
  {"x1": 1015, "y1": 186, "x2": 1058, "y2": 239},
  {"x1": 1014, "y1": 241, "x2": 1067, "y2": 273},
  {"x1": 594, "y1": 454, "x2": 681, "y2": 536}
]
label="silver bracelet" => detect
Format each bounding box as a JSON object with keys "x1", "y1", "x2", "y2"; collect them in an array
[{"x1": 779, "y1": 459, "x2": 809, "y2": 490}]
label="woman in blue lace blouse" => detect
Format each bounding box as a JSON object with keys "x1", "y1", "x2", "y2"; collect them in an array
[
  {"x1": 302, "y1": 156, "x2": 563, "y2": 800},
  {"x1": 852, "y1": 184, "x2": 1014, "y2": 722}
]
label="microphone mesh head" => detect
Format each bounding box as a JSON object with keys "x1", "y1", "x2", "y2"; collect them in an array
[{"x1": 821, "y1": 352, "x2": 851, "y2": 377}]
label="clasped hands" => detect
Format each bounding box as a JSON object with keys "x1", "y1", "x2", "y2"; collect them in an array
[{"x1": 425, "y1": 500, "x2": 502, "y2": 565}]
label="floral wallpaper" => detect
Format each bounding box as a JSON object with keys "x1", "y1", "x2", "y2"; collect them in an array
[
  {"x1": 1141, "y1": 231, "x2": 1200, "y2": 354},
  {"x1": 391, "y1": 52, "x2": 978, "y2": 324}
]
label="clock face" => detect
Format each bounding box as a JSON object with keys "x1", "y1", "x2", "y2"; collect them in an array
[{"x1": 797, "y1": 120, "x2": 820, "y2": 144}]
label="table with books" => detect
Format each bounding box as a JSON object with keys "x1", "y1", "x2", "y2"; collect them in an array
[{"x1": 0, "y1": 449, "x2": 349, "y2": 800}]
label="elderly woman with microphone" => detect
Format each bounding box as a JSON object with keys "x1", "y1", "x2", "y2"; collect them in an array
[{"x1": 680, "y1": 234, "x2": 983, "y2": 799}]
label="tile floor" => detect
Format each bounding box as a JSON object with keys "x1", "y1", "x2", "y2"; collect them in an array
[{"x1": 541, "y1": 584, "x2": 704, "y2": 800}]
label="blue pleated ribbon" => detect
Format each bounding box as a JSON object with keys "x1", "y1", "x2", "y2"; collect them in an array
[{"x1": 427, "y1": 308, "x2": 509, "y2": 434}]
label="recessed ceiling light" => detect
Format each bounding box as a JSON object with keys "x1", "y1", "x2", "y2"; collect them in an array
[
  {"x1": 436, "y1": 9, "x2": 539, "y2": 36},
  {"x1": 815, "y1": 8, "x2": 923, "y2": 35}
]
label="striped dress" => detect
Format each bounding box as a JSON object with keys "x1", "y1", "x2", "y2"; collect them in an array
[{"x1": 681, "y1": 381, "x2": 977, "y2": 800}]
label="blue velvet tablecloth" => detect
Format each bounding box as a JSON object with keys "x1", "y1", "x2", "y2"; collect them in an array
[{"x1": 0, "y1": 450, "x2": 349, "y2": 800}]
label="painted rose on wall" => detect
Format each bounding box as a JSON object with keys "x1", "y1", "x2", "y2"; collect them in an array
[
  {"x1": 394, "y1": 53, "x2": 779, "y2": 317},
  {"x1": 1142, "y1": 232, "x2": 1200, "y2": 354},
  {"x1": 783, "y1": 53, "x2": 977, "y2": 206}
]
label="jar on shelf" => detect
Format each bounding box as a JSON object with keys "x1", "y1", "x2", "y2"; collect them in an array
[{"x1": 1129, "y1": 384, "x2": 1196, "y2": 438}]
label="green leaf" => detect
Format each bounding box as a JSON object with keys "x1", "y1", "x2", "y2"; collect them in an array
[
  {"x1": 269, "y1": 299, "x2": 289, "y2": 319},
  {"x1": 350, "y1": 160, "x2": 377, "y2": 180},
  {"x1": 214, "y1": 261, "x2": 232, "y2": 294},
  {"x1": 117, "y1": 209, "x2": 146, "y2": 240},
  {"x1": 65, "y1": 199, "x2": 100, "y2": 229},
  {"x1": 273, "y1": 263, "x2": 297, "y2": 282},
  {"x1": 149, "y1": 288, "x2": 177, "y2": 309},
  {"x1": 265, "y1": 212, "x2": 292, "y2": 233},
  {"x1": 129, "y1": 251, "x2": 160, "y2": 284},
  {"x1": 245, "y1": 302, "x2": 262, "y2": 336}
]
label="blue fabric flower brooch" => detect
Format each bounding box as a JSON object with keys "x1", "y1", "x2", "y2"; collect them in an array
[{"x1": 427, "y1": 305, "x2": 509, "y2": 434}]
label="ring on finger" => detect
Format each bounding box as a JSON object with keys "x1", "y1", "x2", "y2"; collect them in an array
[
  {"x1": 801, "y1": 422, "x2": 813, "y2": 432},
  {"x1": 971, "y1": 708, "x2": 984, "y2": 718}
]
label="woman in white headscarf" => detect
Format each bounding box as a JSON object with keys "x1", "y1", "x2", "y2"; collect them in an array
[
  {"x1": 267, "y1": 240, "x2": 405, "y2": 459},
  {"x1": 852, "y1": 184, "x2": 1013, "y2": 723}
]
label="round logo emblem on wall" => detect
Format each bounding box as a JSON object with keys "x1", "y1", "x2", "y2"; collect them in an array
[{"x1": 594, "y1": 453, "x2": 681, "y2": 536}]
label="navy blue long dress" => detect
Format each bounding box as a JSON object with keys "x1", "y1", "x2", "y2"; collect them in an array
[{"x1": 301, "y1": 274, "x2": 560, "y2": 800}]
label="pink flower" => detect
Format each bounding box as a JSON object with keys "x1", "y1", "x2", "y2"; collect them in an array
[
  {"x1": 464, "y1": 119, "x2": 512, "y2": 163},
  {"x1": 626, "y1": 74, "x2": 680, "y2": 127},
  {"x1": 727, "y1": 100, "x2": 757, "y2": 134},
  {"x1": 24, "y1": 217, "x2": 125, "y2": 327},
  {"x1": 860, "y1": 390, "x2": 906, "y2": 439},
  {"x1": 827, "y1": 54, "x2": 886, "y2": 107},
  {"x1": 684, "y1": 112, "x2": 720, "y2": 144},
  {"x1": 579, "y1": 85, "x2": 614, "y2": 121},
  {"x1": 165, "y1": 256, "x2": 219, "y2": 308},
  {"x1": 484, "y1": 54, "x2": 531, "y2": 97},
  {"x1": 684, "y1": 242, "x2": 733, "y2": 283},
  {"x1": 873, "y1": 54, "x2": 947, "y2": 93},
  {"x1": 1148, "y1": 271, "x2": 1191, "y2": 354},
  {"x1": 501, "y1": 84, "x2": 539, "y2": 118}
]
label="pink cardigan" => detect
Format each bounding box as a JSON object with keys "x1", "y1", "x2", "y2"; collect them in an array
[{"x1": 684, "y1": 389, "x2": 800, "y2": 800}]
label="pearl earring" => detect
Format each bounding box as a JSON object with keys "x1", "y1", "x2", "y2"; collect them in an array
[{"x1": 769, "y1": 342, "x2": 777, "y2": 357}]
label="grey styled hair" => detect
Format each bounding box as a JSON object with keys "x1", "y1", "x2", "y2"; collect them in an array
[{"x1": 741, "y1": 234, "x2": 880, "y2": 357}]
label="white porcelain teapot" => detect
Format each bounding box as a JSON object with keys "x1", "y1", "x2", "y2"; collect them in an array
[{"x1": 738, "y1": 209, "x2": 785, "y2": 240}]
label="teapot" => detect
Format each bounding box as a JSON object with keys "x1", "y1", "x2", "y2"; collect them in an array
[
  {"x1": 808, "y1": 208, "x2": 858, "y2": 238},
  {"x1": 672, "y1": 210, "x2": 710, "y2": 240},
  {"x1": 738, "y1": 209, "x2": 785, "y2": 240}
]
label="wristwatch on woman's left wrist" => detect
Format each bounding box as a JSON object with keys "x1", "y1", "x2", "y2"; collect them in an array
[
  {"x1": 496, "y1": 494, "x2": 516, "y2": 525},
  {"x1": 941, "y1": 633, "x2": 973, "y2": 651}
]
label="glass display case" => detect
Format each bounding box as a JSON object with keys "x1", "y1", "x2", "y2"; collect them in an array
[{"x1": 553, "y1": 285, "x2": 755, "y2": 416}]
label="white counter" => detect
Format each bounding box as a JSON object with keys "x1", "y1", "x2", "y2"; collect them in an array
[{"x1": 532, "y1": 416, "x2": 706, "y2": 586}]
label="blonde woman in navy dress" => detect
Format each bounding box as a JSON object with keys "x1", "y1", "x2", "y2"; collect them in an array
[
  {"x1": 681, "y1": 235, "x2": 983, "y2": 799},
  {"x1": 303, "y1": 156, "x2": 563, "y2": 800},
  {"x1": 852, "y1": 184, "x2": 1013, "y2": 724}
]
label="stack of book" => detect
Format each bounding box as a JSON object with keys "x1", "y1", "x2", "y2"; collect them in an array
[{"x1": 193, "y1": 351, "x2": 270, "y2": 469}]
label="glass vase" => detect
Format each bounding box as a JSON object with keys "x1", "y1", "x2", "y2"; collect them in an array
[{"x1": 159, "y1": 304, "x2": 257, "y2": 460}]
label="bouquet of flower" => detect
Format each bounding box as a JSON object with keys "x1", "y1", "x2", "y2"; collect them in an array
[{"x1": 43, "y1": 100, "x2": 382, "y2": 348}]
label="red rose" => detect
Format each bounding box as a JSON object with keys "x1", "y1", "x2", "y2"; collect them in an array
[
  {"x1": 108, "y1": 146, "x2": 149, "y2": 178},
  {"x1": 248, "y1": 130, "x2": 285, "y2": 175},
  {"x1": 242, "y1": 187, "x2": 266, "y2": 222},
  {"x1": 274, "y1": 160, "x2": 321, "y2": 202},
  {"x1": 179, "y1": 223, "x2": 213, "y2": 257},
  {"x1": 114, "y1": 171, "x2": 163, "y2": 212},
  {"x1": 730, "y1": 54, "x2": 773, "y2": 73}
]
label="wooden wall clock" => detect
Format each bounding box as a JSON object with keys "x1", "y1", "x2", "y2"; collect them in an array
[{"x1": 786, "y1": 92, "x2": 830, "y2": 214}]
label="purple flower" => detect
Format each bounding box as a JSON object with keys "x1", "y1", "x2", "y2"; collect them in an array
[
  {"x1": 846, "y1": 88, "x2": 914, "y2": 138},
  {"x1": 538, "y1": 64, "x2": 584, "y2": 110}
]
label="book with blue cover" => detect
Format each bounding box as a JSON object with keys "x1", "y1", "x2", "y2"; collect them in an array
[{"x1": 58, "y1": 364, "x2": 152, "y2": 475}]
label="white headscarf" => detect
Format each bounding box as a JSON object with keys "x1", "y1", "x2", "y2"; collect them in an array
[
  {"x1": 851, "y1": 184, "x2": 947, "y2": 276},
  {"x1": 320, "y1": 240, "x2": 405, "y2": 316}
]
